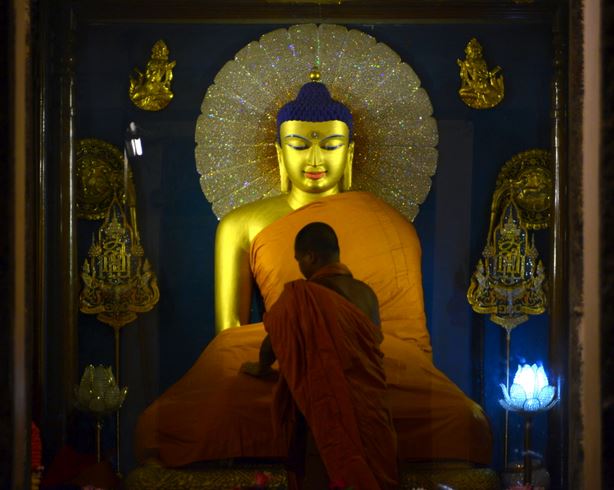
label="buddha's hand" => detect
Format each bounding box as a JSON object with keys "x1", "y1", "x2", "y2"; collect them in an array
[{"x1": 240, "y1": 361, "x2": 278, "y2": 379}]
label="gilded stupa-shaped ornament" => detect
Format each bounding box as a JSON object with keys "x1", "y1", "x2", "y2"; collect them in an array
[
  {"x1": 80, "y1": 195, "x2": 159, "y2": 329},
  {"x1": 457, "y1": 38, "x2": 504, "y2": 109},
  {"x1": 129, "y1": 40, "x2": 176, "y2": 111},
  {"x1": 467, "y1": 198, "x2": 547, "y2": 330},
  {"x1": 467, "y1": 149, "x2": 551, "y2": 330}
]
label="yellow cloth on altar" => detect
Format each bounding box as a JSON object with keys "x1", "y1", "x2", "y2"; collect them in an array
[{"x1": 135, "y1": 191, "x2": 492, "y2": 466}]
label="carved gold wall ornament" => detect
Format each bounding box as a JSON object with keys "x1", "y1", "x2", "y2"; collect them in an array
[
  {"x1": 467, "y1": 199, "x2": 547, "y2": 329},
  {"x1": 80, "y1": 195, "x2": 159, "y2": 329},
  {"x1": 467, "y1": 149, "x2": 552, "y2": 329},
  {"x1": 195, "y1": 24, "x2": 438, "y2": 222},
  {"x1": 129, "y1": 40, "x2": 175, "y2": 111},
  {"x1": 493, "y1": 149, "x2": 553, "y2": 230},
  {"x1": 76, "y1": 139, "x2": 130, "y2": 220},
  {"x1": 457, "y1": 38, "x2": 504, "y2": 109}
]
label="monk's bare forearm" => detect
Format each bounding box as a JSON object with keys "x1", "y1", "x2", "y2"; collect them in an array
[{"x1": 259, "y1": 335, "x2": 276, "y2": 367}]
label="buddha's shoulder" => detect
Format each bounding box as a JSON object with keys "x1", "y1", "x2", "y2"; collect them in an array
[{"x1": 216, "y1": 195, "x2": 291, "y2": 240}]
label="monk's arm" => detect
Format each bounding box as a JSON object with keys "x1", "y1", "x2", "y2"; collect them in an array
[
  {"x1": 240, "y1": 334, "x2": 277, "y2": 378},
  {"x1": 259, "y1": 334, "x2": 276, "y2": 367}
]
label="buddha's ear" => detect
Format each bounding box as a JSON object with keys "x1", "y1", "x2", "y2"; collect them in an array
[
  {"x1": 342, "y1": 141, "x2": 355, "y2": 191},
  {"x1": 276, "y1": 142, "x2": 290, "y2": 193}
]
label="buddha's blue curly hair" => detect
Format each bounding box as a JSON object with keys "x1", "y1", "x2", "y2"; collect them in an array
[{"x1": 277, "y1": 82, "x2": 353, "y2": 140}]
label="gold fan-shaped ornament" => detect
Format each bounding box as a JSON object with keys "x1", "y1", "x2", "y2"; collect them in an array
[
  {"x1": 494, "y1": 149, "x2": 552, "y2": 230},
  {"x1": 195, "y1": 24, "x2": 438, "y2": 222},
  {"x1": 76, "y1": 139, "x2": 129, "y2": 220}
]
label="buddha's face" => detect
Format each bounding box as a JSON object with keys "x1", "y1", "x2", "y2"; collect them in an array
[{"x1": 276, "y1": 120, "x2": 354, "y2": 194}]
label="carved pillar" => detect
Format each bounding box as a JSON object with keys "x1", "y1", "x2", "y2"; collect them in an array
[
  {"x1": 547, "y1": 6, "x2": 569, "y2": 490},
  {"x1": 37, "y1": 0, "x2": 79, "y2": 460}
]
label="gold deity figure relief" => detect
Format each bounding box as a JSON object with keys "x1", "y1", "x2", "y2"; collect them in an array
[
  {"x1": 129, "y1": 40, "x2": 176, "y2": 111},
  {"x1": 457, "y1": 37, "x2": 504, "y2": 109}
]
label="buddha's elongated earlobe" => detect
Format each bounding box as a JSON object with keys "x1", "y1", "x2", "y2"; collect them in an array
[
  {"x1": 342, "y1": 141, "x2": 355, "y2": 191},
  {"x1": 276, "y1": 142, "x2": 290, "y2": 193}
]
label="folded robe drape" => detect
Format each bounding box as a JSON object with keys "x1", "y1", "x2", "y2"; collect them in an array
[{"x1": 135, "y1": 192, "x2": 492, "y2": 467}]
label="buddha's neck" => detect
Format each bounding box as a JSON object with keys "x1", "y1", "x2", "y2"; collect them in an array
[{"x1": 286, "y1": 187, "x2": 340, "y2": 210}]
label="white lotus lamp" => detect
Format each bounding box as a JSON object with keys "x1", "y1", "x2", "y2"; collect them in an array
[
  {"x1": 498, "y1": 363, "x2": 559, "y2": 487},
  {"x1": 499, "y1": 363, "x2": 559, "y2": 413}
]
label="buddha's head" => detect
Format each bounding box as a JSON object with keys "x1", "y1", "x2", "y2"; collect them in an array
[{"x1": 276, "y1": 81, "x2": 354, "y2": 194}]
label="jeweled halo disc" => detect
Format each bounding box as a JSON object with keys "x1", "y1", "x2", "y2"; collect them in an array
[{"x1": 195, "y1": 23, "x2": 438, "y2": 221}]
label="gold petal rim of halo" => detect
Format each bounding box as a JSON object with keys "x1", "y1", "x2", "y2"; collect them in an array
[
  {"x1": 195, "y1": 23, "x2": 439, "y2": 222},
  {"x1": 76, "y1": 138, "x2": 128, "y2": 220}
]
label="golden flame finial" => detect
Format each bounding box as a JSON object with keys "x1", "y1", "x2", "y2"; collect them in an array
[{"x1": 309, "y1": 66, "x2": 321, "y2": 82}]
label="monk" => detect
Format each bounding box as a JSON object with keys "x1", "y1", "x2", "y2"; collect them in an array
[{"x1": 241, "y1": 222, "x2": 397, "y2": 490}]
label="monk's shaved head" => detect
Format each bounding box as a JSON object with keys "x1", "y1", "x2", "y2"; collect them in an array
[{"x1": 295, "y1": 222, "x2": 339, "y2": 262}]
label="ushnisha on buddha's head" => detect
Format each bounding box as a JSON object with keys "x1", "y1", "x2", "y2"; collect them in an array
[{"x1": 276, "y1": 79, "x2": 355, "y2": 196}]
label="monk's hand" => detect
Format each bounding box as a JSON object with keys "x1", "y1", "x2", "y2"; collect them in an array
[{"x1": 240, "y1": 361, "x2": 277, "y2": 379}]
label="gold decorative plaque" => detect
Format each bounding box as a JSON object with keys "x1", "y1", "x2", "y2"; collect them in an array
[
  {"x1": 467, "y1": 199, "x2": 547, "y2": 329},
  {"x1": 493, "y1": 149, "x2": 552, "y2": 230},
  {"x1": 467, "y1": 149, "x2": 551, "y2": 330},
  {"x1": 76, "y1": 139, "x2": 129, "y2": 220},
  {"x1": 129, "y1": 40, "x2": 176, "y2": 111},
  {"x1": 80, "y1": 196, "x2": 159, "y2": 329},
  {"x1": 195, "y1": 24, "x2": 439, "y2": 222},
  {"x1": 457, "y1": 38, "x2": 504, "y2": 109}
]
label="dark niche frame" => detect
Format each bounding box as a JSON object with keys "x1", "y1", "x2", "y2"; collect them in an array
[{"x1": 10, "y1": 0, "x2": 593, "y2": 489}]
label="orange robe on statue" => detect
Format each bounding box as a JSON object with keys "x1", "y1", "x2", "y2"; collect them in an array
[
  {"x1": 135, "y1": 192, "x2": 492, "y2": 467},
  {"x1": 265, "y1": 264, "x2": 398, "y2": 490}
]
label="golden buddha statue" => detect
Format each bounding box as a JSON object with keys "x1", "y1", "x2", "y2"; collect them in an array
[
  {"x1": 215, "y1": 85, "x2": 354, "y2": 331},
  {"x1": 135, "y1": 79, "x2": 492, "y2": 473}
]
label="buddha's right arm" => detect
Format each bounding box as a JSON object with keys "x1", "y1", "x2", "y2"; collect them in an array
[{"x1": 214, "y1": 216, "x2": 253, "y2": 333}]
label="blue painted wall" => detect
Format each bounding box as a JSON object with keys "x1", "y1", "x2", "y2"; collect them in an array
[{"x1": 74, "y1": 21, "x2": 553, "y2": 472}]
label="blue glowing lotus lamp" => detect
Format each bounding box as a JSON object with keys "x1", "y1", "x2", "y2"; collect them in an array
[
  {"x1": 499, "y1": 363, "x2": 559, "y2": 487},
  {"x1": 499, "y1": 363, "x2": 559, "y2": 414}
]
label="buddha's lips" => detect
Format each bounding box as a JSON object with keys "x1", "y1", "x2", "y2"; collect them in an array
[{"x1": 305, "y1": 171, "x2": 326, "y2": 180}]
